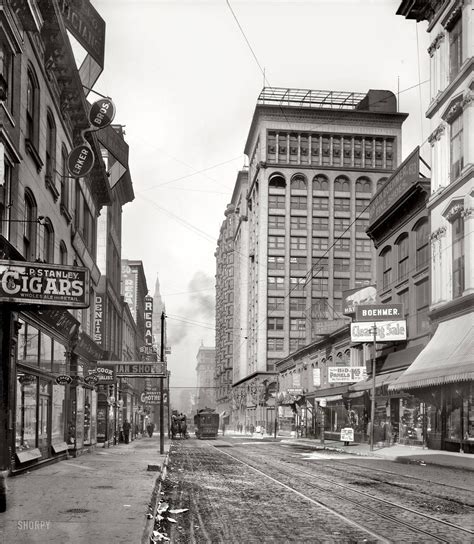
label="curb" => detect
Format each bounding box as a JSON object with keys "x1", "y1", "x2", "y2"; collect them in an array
[{"x1": 141, "y1": 450, "x2": 170, "y2": 544}]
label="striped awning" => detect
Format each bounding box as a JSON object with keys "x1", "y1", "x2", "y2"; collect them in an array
[{"x1": 389, "y1": 314, "x2": 474, "y2": 391}]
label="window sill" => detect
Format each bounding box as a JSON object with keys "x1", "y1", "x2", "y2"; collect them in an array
[
  {"x1": 60, "y1": 204, "x2": 72, "y2": 224},
  {"x1": 45, "y1": 175, "x2": 60, "y2": 202},
  {"x1": 25, "y1": 138, "x2": 43, "y2": 172}
]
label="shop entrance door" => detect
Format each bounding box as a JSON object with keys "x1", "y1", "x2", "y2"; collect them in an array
[
  {"x1": 38, "y1": 379, "x2": 51, "y2": 457},
  {"x1": 390, "y1": 398, "x2": 400, "y2": 443}
]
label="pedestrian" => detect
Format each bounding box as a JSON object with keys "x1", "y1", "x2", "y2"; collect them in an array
[
  {"x1": 250, "y1": 424, "x2": 254, "y2": 436},
  {"x1": 122, "y1": 420, "x2": 131, "y2": 444},
  {"x1": 147, "y1": 422, "x2": 155, "y2": 437}
]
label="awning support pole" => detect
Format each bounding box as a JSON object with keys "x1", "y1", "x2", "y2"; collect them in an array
[{"x1": 370, "y1": 322, "x2": 377, "y2": 452}]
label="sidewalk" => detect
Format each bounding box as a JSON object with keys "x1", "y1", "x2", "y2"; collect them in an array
[
  {"x1": 280, "y1": 437, "x2": 474, "y2": 472},
  {"x1": 0, "y1": 435, "x2": 170, "y2": 544}
]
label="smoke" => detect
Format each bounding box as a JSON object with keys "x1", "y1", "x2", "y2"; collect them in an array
[{"x1": 167, "y1": 271, "x2": 215, "y2": 346}]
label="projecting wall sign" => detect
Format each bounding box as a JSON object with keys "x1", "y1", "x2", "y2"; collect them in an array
[{"x1": 67, "y1": 144, "x2": 95, "y2": 178}]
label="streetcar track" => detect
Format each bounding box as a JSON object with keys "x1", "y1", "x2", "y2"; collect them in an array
[{"x1": 214, "y1": 444, "x2": 472, "y2": 544}]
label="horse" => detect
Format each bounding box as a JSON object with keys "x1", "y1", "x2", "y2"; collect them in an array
[{"x1": 171, "y1": 416, "x2": 188, "y2": 439}]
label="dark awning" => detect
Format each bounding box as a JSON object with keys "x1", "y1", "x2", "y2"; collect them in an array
[
  {"x1": 349, "y1": 369, "x2": 406, "y2": 392},
  {"x1": 381, "y1": 344, "x2": 425, "y2": 372},
  {"x1": 389, "y1": 314, "x2": 473, "y2": 391},
  {"x1": 306, "y1": 385, "x2": 349, "y2": 401}
]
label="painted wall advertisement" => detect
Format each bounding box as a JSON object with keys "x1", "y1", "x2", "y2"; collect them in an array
[{"x1": 121, "y1": 264, "x2": 137, "y2": 320}]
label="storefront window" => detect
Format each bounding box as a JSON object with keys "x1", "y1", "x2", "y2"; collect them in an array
[
  {"x1": 18, "y1": 322, "x2": 39, "y2": 366},
  {"x1": 399, "y1": 397, "x2": 423, "y2": 444},
  {"x1": 16, "y1": 373, "x2": 38, "y2": 452},
  {"x1": 39, "y1": 333, "x2": 52, "y2": 371},
  {"x1": 38, "y1": 380, "x2": 51, "y2": 450},
  {"x1": 53, "y1": 340, "x2": 67, "y2": 374},
  {"x1": 51, "y1": 384, "x2": 65, "y2": 444},
  {"x1": 84, "y1": 389, "x2": 91, "y2": 445}
]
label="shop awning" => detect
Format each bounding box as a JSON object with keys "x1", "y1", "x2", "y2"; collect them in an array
[
  {"x1": 306, "y1": 385, "x2": 349, "y2": 400},
  {"x1": 349, "y1": 369, "x2": 406, "y2": 392},
  {"x1": 381, "y1": 344, "x2": 425, "y2": 372},
  {"x1": 389, "y1": 314, "x2": 474, "y2": 391}
]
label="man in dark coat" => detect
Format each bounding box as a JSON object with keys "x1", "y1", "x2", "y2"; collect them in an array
[{"x1": 122, "y1": 420, "x2": 131, "y2": 443}]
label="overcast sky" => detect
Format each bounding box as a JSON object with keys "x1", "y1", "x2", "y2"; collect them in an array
[{"x1": 89, "y1": 0, "x2": 430, "y2": 389}]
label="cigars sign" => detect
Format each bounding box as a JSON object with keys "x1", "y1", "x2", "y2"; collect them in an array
[{"x1": 0, "y1": 260, "x2": 90, "y2": 308}]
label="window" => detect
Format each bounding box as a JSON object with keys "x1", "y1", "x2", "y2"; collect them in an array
[
  {"x1": 356, "y1": 177, "x2": 372, "y2": 194},
  {"x1": 334, "y1": 218, "x2": 350, "y2": 231},
  {"x1": 291, "y1": 175, "x2": 306, "y2": 190},
  {"x1": 356, "y1": 219, "x2": 369, "y2": 232},
  {"x1": 334, "y1": 258, "x2": 350, "y2": 272},
  {"x1": 311, "y1": 257, "x2": 328, "y2": 273},
  {"x1": 334, "y1": 198, "x2": 350, "y2": 211},
  {"x1": 268, "y1": 256, "x2": 285, "y2": 270},
  {"x1": 26, "y1": 69, "x2": 39, "y2": 146},
  {"x1": 449, "y1": 16, "x2": 462, "y2": 82},
  {"x1": 290, "y1": 298, "x2": 306, "y2": 312},
  {"x1": 267, "y1": 131, "x2": 276, "y2": 160},
  {"x1": 381, "y1": 247, "x2": 392, "y2": 290},
  {"x1": 290, "y1": 195, "x2": 307, "y2": 210},
  {"x1": 311, "y1": 298, "x2": 328, "y2": 319},
  {"x1": 268, "y1": 277, "x2": 284, "y2": 290},
  {"x1": 268, "y1": 317, "x2": 284, "y2": 330},
  {"x1": 290, "y1": 277, "x2": 305, "y2": 289},
  {"x1": 313, "y1": 175, "x2": 328, "y2": 191},
  {"x1": 268, "y1": 236, "x2": 285, "y2": 250},
  {"x1": 313, "y1": 197, "x2": 329, "y2": 210},
  {"x1": 45, "y1": 112, "x2": 56, "y2": 182},
  {"x1": 278, "y1": 133, "x2": 288, "y2": 158},
  {"x1": 267, "y1": 337, "x2": 284, "y2": 351},
  {"x1": 377, "y1": 178, "x2": 387, "y2": 191},
  {"x1": 313, "y1": 277, "x2": 328, "y2": 294},
  {"x1": 356, "y1": 239, "x2": 372, "y2": 253},
  {"x1": 269, "y1": 175, "x2": 286, "y2": 189},
  {"x1": 356, "y1": 198, "x2": 370, "y2": 213},
  {"x1": 59, "y1": 241, "x2": 68, "y2": 265},
  {"x1": 333, "y1": 278, "x2": 350, "y2": 292},
  {"x1": 60, "y1": 145, "x2": 70, "y2": 215},
  {"x1": 290, "y1": 237, "x2": 307, "y2": 250},
  {"x1": 397, "y1": 235, "x2": 409, "y2": 281},
  {"x1": 23, "y1": 190, "x2": 37, "y2": 260},
  {"x1": 399, "y1": 289, "x2": 410, "y2": 333},
  {"x1": 290, "y1": 318, "x2": 306, "y2": 332},
  {"x1": 334, "y1": 176, "x2": 349, "y2": 192},
  {"x1": 313, "y1": 237, "x2": 328, "y2": 251},
  {"x1": 268, "y1": 194, "x2": 285, "y2": 209},
  {"x1": 290, "y1": 256, "x2": 306, "y2": 271},
  {"x1": 268, "y1": 215, "x2": 285, "y2": 229},
  {"x1": 268, "y1": 297, "x2": 284, "y2": 311},
  {"x1": 332, "y1": 136, "x2": 341, "y2": 165},
  {"x1": 290, "y1": 216, "x2": 307, "y2": 230},
  {"x1": 414, "y1": 219, "x2": 429, "y2": 269},
  {"x1": 450, "y1": 113, "x2": 463, "y2": 180},
  {"x1": 0, "y1": 37, "x2": 14, "y2": 111},
  {"x1": 289, "y1": 338, "x2": 306, "y2": 352},
  {"x1": 452, "y1": 215, "x2": 465, "y2": 298},
  {"x1": 313, "y1": 216, "x2": 329, "y2": 231},
  {"x1": 416, "y1": 279, "x2": 430, "y2": 333},
  {"x1": 334, "y1": 238, "x2": 350, "y2": 251},
  {"x1": 356, "y1": 259, "x2": 371, "y2": 273},
  {"x1": 43, "y1": 218, "x2": 54, "y2": 262}
]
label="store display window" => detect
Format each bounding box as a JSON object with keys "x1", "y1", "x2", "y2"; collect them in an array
[{"x1": 15, "y1": 373, "x2": 38, "y2": 452}]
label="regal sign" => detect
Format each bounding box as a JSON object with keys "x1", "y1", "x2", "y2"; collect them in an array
[
  {"x1": 0, "y1": 260, "x2": 90, "y2": 308},
  {"x1": 144, "y1": 296, "x2": 153, "y2": 347}
]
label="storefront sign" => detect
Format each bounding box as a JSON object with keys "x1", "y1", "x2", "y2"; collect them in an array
[
  {"x1": 369, "y1": 147, "x2": 420, "y2": 224},
  {"x1": 340, "y1": 428, "x2": 354, "y2": 442},
  {"x1": 56, "y1": 375, "x2": 72, "y2": 385},
  {"x1": 343, "y1": 285, "x2": 377, "y2": 316},
  {"x1": 140, "y1": 388, "x2": 167, "y2": 405},
  {"x1": 122, "y1": 264, "x2": 138, "y2": 320},
  {"x1": 40, "y1": 309, "x2": 80, "y2": 339},
  {"x1": 75, "y1": 331, "x2": 103, "y2": 361},
  {"x1": 84, "y1": 374, "x2": 99, "y2": 385},
  {"x1": 0, "y1": 260, "x2": 90, "y2": 308},
  {"x1": 355, "y1": 304, "x2": 404, "y2": 322},
  {"x1": 89, "y1": 98, "x2": 116, "y2": 129},
  {"x1": 102, "y1": 361, "x2": 166, "y2": 377},
  {"x1": 67, "y1": 144, "x2": 95, "y2": 178},
  {"x1": 92, "y1": 365, "x2": 116, "y2": 384},
  {"x1": 350, "y1": 321, "x2": 407, "y2": 343},
  {"x1": 313, "y1": 368, "x2": 321, "y2": 387},
  {"x1": 328, "y1": 366, "x2": 367, "y2": 383},
  {"x1": 94, "y1": 294, "x2": 104, "y2": 345},
  {"x1": 144, "y1": 296, "x2": 153, "y2": 347}
]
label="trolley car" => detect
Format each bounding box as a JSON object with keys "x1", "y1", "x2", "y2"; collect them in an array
[{"x1": 194, "y1": 408, "x2": 219, "y2": 439}]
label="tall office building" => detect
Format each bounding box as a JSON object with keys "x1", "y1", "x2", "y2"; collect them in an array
[{"x1": 229, "y1": 87, "x2": 408, "y2": 427}]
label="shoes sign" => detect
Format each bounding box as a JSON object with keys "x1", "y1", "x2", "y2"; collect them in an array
[{"x1": 67, "y1": 97, "x2": 116, "y2": 178}]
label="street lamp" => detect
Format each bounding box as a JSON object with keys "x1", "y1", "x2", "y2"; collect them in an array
[{"x1": 369, "y1": 322, "x2": 377, "y2": 452}]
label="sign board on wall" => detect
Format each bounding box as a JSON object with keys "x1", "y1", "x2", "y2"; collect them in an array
[
  {"x1": 121, "y1": 264, "x2": 138, "y2": 320},
  {"x1": 355, "y1": 304, "x2": 404, "y2": 322},
  {"x1": 89, "y1": 365, "x2": 115, "y2": 384},
  {"x1": 94, "y1": 294, "x2": 104, "y2": 345},
  {"x1": 313, "y1": 368, "x2": 321, "y2": 387},
  {"x1": 343, "y1": 285, "x2": 377, "y2": 316},
  {"x1": 144, "y1": 296, "x2": 153, "y2": 347},
  {"x1": 328, "y1": 366, "x2": 367, "y2": 383},
  {"x1": 102, "y1": 361, "x2": 166, "y2": 377},
  {"x1": 350, "y1": 321, "x2": 407, "y2": 343},
  {"x1": 0, "y1": 260, "x2": 90, "y2": 308}
]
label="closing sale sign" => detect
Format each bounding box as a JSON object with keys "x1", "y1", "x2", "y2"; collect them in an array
[{"x1": 0, "y1": 260, "x2": 90, "y2": 308}]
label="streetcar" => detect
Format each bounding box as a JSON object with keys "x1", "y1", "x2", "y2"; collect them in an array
[{"x1": 194, "y1": 407, "x2": 219, "y2": 439}]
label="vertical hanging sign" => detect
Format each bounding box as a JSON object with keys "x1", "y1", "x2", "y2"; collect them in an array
[{"x1": 144, "y1": 296, "x2": 153, "y2": 347}]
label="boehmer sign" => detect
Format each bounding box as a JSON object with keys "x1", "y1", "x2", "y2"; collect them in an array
[{"x1": 355, "y1": 304, "x2": 404, "y2": 322}]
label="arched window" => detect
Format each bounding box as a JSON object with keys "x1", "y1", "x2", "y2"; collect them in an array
[
  {"x1": 43, "y1": 218, "x2": 54, "y2": 262},
  {"x1": 396, "y1": 234, "x2": 409, "y2": 280},
  {"x1": 414, "y1": 219, "x2": 429, "y2": 269},
  {"x1": 23, "y1": 189, "x2": 37, "y2": 260},
  {"x1": 377, "y1": 177, "x2": 387, "y2": 190},
  {"x1": 313, "y1": 174, "x2": 328, "y2": 191},
  {"x1": 356, "y1": 177, "x2": 372, "y2": 194},
  {"x1": 268, "y1": 174, "x2": 286, "y2": 190},
  {"x1": 26, "y1": 68, "x2": 39, "y2": 146},
  {"x1": 60, "y1": 144, "x2": 70, "y2": 213},
  {"x1": 380, "y1": 246, "x2": 392, "y2": 290},
  {"x1": 291, "y1": 174, "x2": 306, "y2": 191},
  {"x1": 334, "y1": 175, "x2": 350, "y2": 192},
  {"x1": 59, "y1": 241, "x2": 68, "y2": 265}
]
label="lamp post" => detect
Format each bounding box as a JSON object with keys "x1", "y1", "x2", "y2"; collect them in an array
[
  {"x1": 159, "y1": 311, "x2": 166, "y2": 454},
  {"x1": 370, "y1": 322, "x2": 377, "y2": 452}
]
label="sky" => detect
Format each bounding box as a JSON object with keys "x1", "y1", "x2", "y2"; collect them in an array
[{"x1": 87, "y1": 0, "x2": 430, "y2": 390}]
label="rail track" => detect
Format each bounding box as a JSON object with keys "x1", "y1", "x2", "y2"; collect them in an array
[{"x1": 214, "y1": 443, "x2": 474, "y2": 543}]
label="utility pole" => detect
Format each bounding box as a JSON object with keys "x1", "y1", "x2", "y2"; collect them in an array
[
  {"x1": 370, "y1": 322, "x2": 377, "y2": 452},
  {"x1": 160, "y1": 311, "x2": 165, "y2": 454}
]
